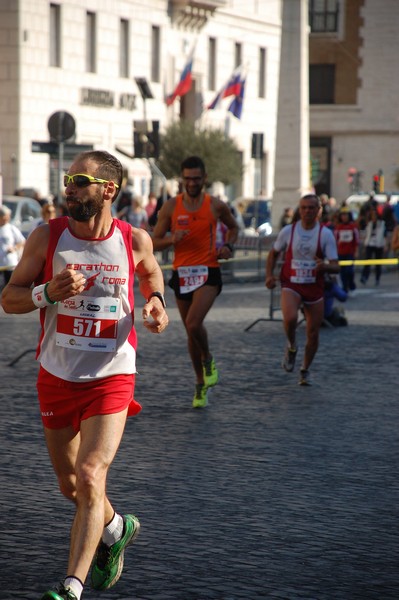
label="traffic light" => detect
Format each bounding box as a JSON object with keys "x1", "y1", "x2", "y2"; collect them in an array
[
  {"x1": 147, "y1": 120, "x2": 160, "y2": 159},
  {"x1": 133, "y1": 120, "x2": 160, "y2": 159},
  {"x1": 373, "y1": 173, "x2": 380, "y2": 193}
]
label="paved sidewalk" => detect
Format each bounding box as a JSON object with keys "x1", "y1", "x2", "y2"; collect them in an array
[{"x1": 0, "y1": 271, "x2": 398, "y2": 600}]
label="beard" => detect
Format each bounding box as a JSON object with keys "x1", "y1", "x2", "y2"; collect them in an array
[
  {"x1": 185, "y1": 184, "x2": 203, "y2": 199},
  {"x1": 66, "y1": 193, "x2": 104, "y2": 222}
]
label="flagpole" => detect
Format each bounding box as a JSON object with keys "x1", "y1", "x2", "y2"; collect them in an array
[{"x1": 224, "y1": 113, "x2": 231, "y2": 138}]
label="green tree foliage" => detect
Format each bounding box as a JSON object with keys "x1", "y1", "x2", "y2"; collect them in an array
[{"x1": 158, "y1": 121, "x2": 243, "y2": 186}]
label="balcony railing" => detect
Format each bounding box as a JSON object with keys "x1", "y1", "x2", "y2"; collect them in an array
[
  {"x1": 170, "y1": 0, "x2": 226, "y2": 28},
  {"x1": 171, "y1": 0, "x2": 227, "y2": 9}
]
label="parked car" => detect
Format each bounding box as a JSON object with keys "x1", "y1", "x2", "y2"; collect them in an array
[
  {"x1": 232, "y1": 197, "x2": 273, "y2": 236},
  {"x1": 2, "y1": 195, "x2": 42, "y2": 237}
]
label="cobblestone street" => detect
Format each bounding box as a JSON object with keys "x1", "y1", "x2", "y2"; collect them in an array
[{"x1": 1, "y1": 271, "x2": 398, "y2": 600}]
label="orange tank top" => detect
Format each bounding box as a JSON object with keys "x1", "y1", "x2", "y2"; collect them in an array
[{"x1": 172, "y1": 193, "x2": 219, "y2": 269}]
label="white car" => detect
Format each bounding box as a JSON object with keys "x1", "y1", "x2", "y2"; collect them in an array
[{"x1": 2, "y1": 195, "x2": 42, "y2": 237}]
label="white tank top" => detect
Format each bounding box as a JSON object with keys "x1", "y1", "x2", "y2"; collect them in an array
[{"x1": 37, "y1": 217, "x2": 137, "y2": 382}]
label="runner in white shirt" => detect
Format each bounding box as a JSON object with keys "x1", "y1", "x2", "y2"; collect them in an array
[
  {"x1": 266, "y1": 194, "x2": 339, "y2": 386},
  {"x1": 1, "y1": 150, "x2": 168, "y2": 600}
]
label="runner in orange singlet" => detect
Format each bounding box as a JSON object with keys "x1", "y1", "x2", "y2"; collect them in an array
[{"x1": 152, "y1": 156, "x2": 239, "y2": 407}]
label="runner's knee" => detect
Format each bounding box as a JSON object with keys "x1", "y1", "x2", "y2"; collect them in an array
[{"x1": 57, "y1": 473, "x2": 77, "y2": 502}]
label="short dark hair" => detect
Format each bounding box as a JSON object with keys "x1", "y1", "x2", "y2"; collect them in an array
[
  {"x1": 76, "y1": 150, "x2": 123, "y2": 198},
  {"x1": 301, "y1": 193, "x2": 321, "y2": 208},
  {"x1": 181, "y1": 155, "x2": 206, "y2": 175}
]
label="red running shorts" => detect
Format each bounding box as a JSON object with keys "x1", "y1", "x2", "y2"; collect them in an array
[{"x1": 37, "y1": 366, "x2": 142, "y2": 431}]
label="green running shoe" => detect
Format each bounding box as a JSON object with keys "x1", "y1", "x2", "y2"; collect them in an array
[
  {"x1": 91, "y1": 514, "x2": 140, "y2": 591},
  {"x1": 192, "y1": 383, "x2": 208, "y2": 408},
  {"x1": 40, "y1": 585, "x2": 77, "y2": 600},
  {"x1": 203, "y1": 357, "x2": 218, "y2": 387}
]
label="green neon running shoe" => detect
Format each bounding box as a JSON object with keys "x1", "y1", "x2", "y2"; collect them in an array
[
  {"x1": 203, "y1": 357, "x2": 219, "y2": 387},
  {"x1": 40, "y1": 585, "x2": 77, "y2": 600},
  {"x1": 192, "y1": 383, "x2": 208, "y2": 408},
  {"x1": 91, "y1": 514, "x2": 140, "y2": 591}
]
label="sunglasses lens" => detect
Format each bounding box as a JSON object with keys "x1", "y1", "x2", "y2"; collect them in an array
[
  {"x1": 64, "y1": 175, "x2": 92, "y2": 187},
  {"x1": 75, "y1": 175, "x2": 91, "y2": 187}
]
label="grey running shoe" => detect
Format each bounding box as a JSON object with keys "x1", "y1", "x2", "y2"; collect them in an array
[
  {"x1": 282, "y1": 346, "x2": 297, "y2": 372},
  {"x1": 299, "y1": 369, "x2": 311, "y2": 386}
]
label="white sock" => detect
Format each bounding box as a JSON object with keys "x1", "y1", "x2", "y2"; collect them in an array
[
  {"x1": 102, "y1": 512, "x2": 124, "y2": 546},
  {"x1": 64, "y1": 576, "x2": 83, "y2": 599}
]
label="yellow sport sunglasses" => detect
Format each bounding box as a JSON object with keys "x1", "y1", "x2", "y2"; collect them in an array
[{"x1": 63, "y1": 173, "x2": 120, "y2": 188}]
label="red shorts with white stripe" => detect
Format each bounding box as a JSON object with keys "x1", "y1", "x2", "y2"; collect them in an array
[{"x1": 37, "y1": 366, "x2": 141, "y2": 431}]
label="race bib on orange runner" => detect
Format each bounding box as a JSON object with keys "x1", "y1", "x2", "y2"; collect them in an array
[
  {"x1": 55, "y1": 295, "x2": 121, "y2": 352},
  {"x1": 290, "y1": 259, "x2": 317, "y2": 283},
  {"x1": 178, "y1": 266, "x2": 208, "y2": 294}
]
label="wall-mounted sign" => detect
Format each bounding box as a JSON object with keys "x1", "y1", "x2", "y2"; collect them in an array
[
  {"x1": 81, "y1": 88, "x2": 114, "y2": 107},
  {"x1": 80, "y1": 88, "x2": 137, "y2": 111}
]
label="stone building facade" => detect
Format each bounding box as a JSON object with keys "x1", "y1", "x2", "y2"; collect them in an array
[{"x1": 0, "y1": 0, "x2": 281, "y2": 204}]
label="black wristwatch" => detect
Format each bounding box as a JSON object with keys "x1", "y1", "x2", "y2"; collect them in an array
[
  {"x1": 148, "y1": 291, "x2": 166, "y2": 308},
  {"x1": 223, "y1": 242, "x2": 234, "y2": 252}
]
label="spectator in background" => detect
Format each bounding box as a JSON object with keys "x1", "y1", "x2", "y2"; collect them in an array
[
  {"x1": 279, "y1": 207, "x2": 294, "y2": 230},
  {"x1": 0, "y1": 205, "x2": 26, "y2": 285},
  {"x1": 324, "y1": 274, "x2": 348, "y2": 326},
  {"x1": 391, "y1": 222, "x2": 399, "y2": 259},
  {"x1": 29, "y1": 202, "x2": 57, "y2": 235},
  {"x1": 115, "y1": 184, "x2": 135, "y2": 214},
  {"x1": 360, "y1": 208, "x2": 386, "y2": 286},
  {"x1": 334, "y1": 207, "x2": 359, "y2": 295},
  {"x1": 381, "y1": 195, "x2": 397, "y2": 256},
  {"x1": 320, "y1": 193, "x2": 331, "y2": 223},
  {"x1": 118, "y1": 195, "x2": 148, "y2": 230},
  {"x1": 148, "y1": 184, "x2": 173, "y2": 229},
  {"x1": 145, "y1": 192, "x2": 158, "y2": 222}
]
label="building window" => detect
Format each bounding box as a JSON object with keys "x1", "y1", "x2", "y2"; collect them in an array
[
  {"x1": 259, "y1": 47, "x2": 266, "y2": 98},
  {"x1": 151, "y1": 26, "x2": 161, "y2": 82},
  {"x1": 120, "y1": 19, "x2": 129, "y2": 78},
  {"x1": 86, "y1": 11, "x2": 96, "y2": 73},
  {"x1": 234, "y1": 42, "x2": 242, "y2": 68},
  {"x1": 50, "y1": 4, "x2": 61, "y2": 67},
  {"x1": 309, "y1": 64, "x2": 335, "y2": 104},
  {"x1": 310, "y1": 137, "x2": 332, "y2": 196},
  {"x1": 309, "y1": 0, "x2": 339, "y2": 33},
  {"x1": 208, "y1": 37, "x2": 216, "y2": 90}
]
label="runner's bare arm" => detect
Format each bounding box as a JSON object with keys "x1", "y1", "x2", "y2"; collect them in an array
[
  {"x1": 315, "y1": 257, "x2": 340, "y2": 275},
  {"x1": 265, "y1": 248, "x2": 280, "y2": 289},
  {"x1": 151, "y1": 198, "x2": 188, "y2": 251},
  {"x1": 132, "y1": 227, "x2": 169, "y2": 333},
  {"x1": 214, "y1": 198, "x2": 239, "y2": 260},
  {"x1": 1, "y1": 226, "x2": 87, "y2": 314}
]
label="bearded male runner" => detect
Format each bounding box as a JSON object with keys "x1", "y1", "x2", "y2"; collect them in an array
[{"x1": 1, "y1": 150, "x2": 169, "y2": 599}]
